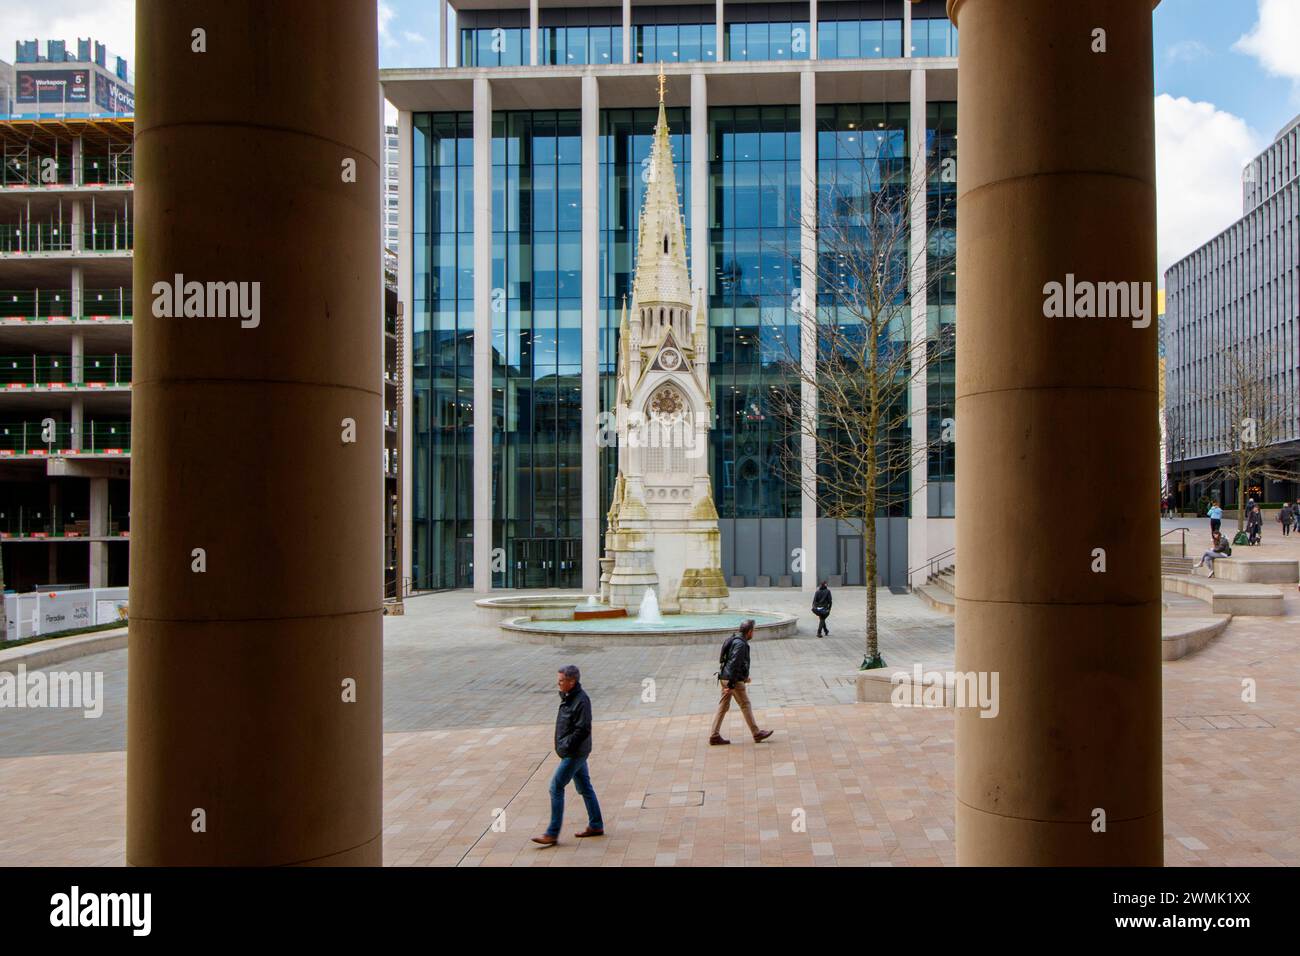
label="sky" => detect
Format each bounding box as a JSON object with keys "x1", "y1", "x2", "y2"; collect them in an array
[{"x1": 2, "y1": 0, "x2": 1297, "y2": 282}]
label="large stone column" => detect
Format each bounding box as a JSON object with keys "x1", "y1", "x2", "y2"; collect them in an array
[
  {"x1": 581, "y1": 75, "x2": 600, "y2": 593},
  {"x1": 129, "y1": 0, "x2": 383, "y2": 866},
  {"x1": 472, "y1": 77, "x2": 493, "y2": 592},
  {"x1": 951, "y1": 0, "x2": 1162, "y2": 865},
  {"x1": 799, "y1": 69, "x2": 818, "y2": 592}
]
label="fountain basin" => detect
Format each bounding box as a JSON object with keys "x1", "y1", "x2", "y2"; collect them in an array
[
  {"x1": 475, "y1": 594, "x2": 593, "y2": 624},
  {"x1": 500, "y1": 609, "x2": 798, "y2": 646}
]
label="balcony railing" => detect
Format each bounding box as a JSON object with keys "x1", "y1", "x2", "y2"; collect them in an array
[
  {"x1": 0, "y1": 152, "x2": 134, "y2": 188},
  {"x1": 0, "y1": 504, "x2": 130, "y2": 538},
  {"x1": 0, "y1": 420, "x2": 131, "y2": 456},
  {"x1": 0, "y1": 354, "x2": 132, "y2": 387},
  {"x1": 0, "y1": 287, "x2": 132, "y2": 321}
]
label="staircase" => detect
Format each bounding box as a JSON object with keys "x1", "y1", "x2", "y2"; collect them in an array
[
  {"x1": 1161, "y1": 555, "x2": 1196, "y2": 575},
  {"x1": 914, "y1": 565, "x2": 955, "y2": 615}
]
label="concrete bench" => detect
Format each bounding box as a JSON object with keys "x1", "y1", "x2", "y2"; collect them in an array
[
  {"x1": 1161, "y1": 574, "x2": 1284, "y2": 616},
  {"x1": 1213, "y1": 558, "x2": 1299, "y2": 585},
  {"x1": 1161, "y1": 616, "x2": 1231, "y2": 661}
]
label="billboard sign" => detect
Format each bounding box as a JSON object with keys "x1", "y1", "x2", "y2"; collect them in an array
[
  {"x1": 95, "y1": 74, "x2": 134, "y2": 114},
  {"x1": 16, "y1": 68, "x2": 90, "y2": 104}
]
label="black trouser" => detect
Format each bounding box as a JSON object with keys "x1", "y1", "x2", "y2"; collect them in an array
[
  {"x1": 815, "y1": 611, "x2": 828, "y2": 636},
  {"x1": 1210, "y1": 518, "x2": 1221, "y2": 533}
]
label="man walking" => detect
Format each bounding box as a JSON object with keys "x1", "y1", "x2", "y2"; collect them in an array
[
  {"x1": 812, "y1": 580, "x2": 832, "y2": 637},
  {"x1": 532, "y1": 665, "x2": 604, "y2": 847},
  {"x1": 709, "y1": 619, "x2": 774, "y2": 746}
]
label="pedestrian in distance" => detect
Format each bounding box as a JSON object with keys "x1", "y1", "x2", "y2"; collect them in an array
[
  {"x1": 812, "y1": 580, "x2": 832, "y2": 637},
  {"x1": 1279, "y1": 502, "x2": 1294, "y2": 537},
  {"x1": 1247, "y1": 504, "x2": 1263, "y2": 546},
  {"x1": 532, "y1": 665, "x2": 604, "y2": 847},
  {"x1": 709, "y1": 619, "x2": 774, "y2": 746},
  {"x1": 1207, "y1": 500, "x2": 1223, "y2": 535}
]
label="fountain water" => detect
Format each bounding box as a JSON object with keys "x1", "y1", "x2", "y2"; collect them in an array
[
  {"x1": 583, "y1": 594, "x2": 600, "y2": 608},
  {"x1": 637, "y1": 587, "x2": 664, "y2": 624}
]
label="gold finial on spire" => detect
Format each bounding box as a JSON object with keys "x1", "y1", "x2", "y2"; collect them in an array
[{"x1": 657, "y1": 64, "x2": 666, "y2": 104}]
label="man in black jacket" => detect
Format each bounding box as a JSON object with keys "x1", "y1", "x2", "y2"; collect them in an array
[
  {"x1": 709, "y1": 619, "x2": 775, "y2": 746},
  {"x1": 532, "y1": 665, "x2": 605, "y2": 847}
]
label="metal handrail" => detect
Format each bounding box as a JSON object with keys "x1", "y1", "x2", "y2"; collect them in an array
[
  {"x1": 907, "y1": 546, "x2": 955, "y2": 587},
  {"x1": 1159, "y1": 526, "x2": 1190, "y2": 559}
]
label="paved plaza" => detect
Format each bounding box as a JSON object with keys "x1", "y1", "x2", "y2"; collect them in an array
[{"x1": 1, "y1": 543, "x2": 1298, "y2": 865}]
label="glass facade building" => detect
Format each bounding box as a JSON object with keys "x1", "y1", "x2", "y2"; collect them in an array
[
  {"x1": 392, "y1": 0, "x2": 960, "y2": 591},
  {"x1": 1165, "y1": 114, "x2": 1300, "y2": 507}
]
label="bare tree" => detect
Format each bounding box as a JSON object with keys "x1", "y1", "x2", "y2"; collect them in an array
[
  {"x1": 1185, "y1": 341, "x2": 1300, "y2": 532},
  {"x1": 766, "y1": 142, "x2": 954, "y2": 669}
]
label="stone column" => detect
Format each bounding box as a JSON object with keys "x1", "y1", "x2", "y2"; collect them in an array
[
  {"x1": 129, "y1": 0, "x2": 383, "y2": 866},
  {"x1": 715, "y1": 0, "x2": 725, "y2": 62},
  {"x1": 397, "y1": 109, "x2": 414, "y2": 591},
  {"x1": 622, "y1": 0, "x2": 632, "y2": 64},
  {"x1": 472, "y1": 76, "x2": 493, "y2": 592},
  {"x1": 903, "y1": 0, "x2": 913, "y2": 58},
  {"x1": 70, "y1": 332, "x2": 84, "y2": 385},
  {"x1": 799, "y1": 69, "x2": 818, "y2": 592},
  {"x1": 439, "y1": 0, "x2": 450, "y2": 68},
  {"x1": 529, "y1": 0, "x2": 539, "y2": 66},
  {"x1": 690, "y1": 73, "x2": 708, "y2": 293},
  {"x1": 581, "y1": 75, "x2": 601, "y2": 593},
  {"x1": 89, "y1": 476, "x2": 108, "y2": 587},
  {"x1": 951, "y1": 0, "x2": 1162, "y2": 865},
  {"x1": 71, "y1": 266, "x2": 83, "y2": 320},
  {"x1": 907, "y1": 67, "x2": 928, "y2": 585},
  {"x1": 809, "y1": 0, "x2": 818, "y2": 60}
]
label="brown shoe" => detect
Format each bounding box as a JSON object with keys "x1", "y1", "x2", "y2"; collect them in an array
[
  {"x1": 531, "y1": 835, "x2": 558, "y2": 847},
  {"x1": 709, "y1": 733, "x2": 730, "y2": 746},
  {"x1": 574, "y1": 827, "x2": 604, "y2": 838},
  {"x1": 753, "y1": 729, "x2": 774, "y2": 742}
]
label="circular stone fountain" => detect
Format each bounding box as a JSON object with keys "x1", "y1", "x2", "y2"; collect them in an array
[{"x1": 479, "y1": 587, "x2": 797, "y2": 647}]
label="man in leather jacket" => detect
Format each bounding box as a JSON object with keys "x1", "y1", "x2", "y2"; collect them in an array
[
  {"x1": 532, "y1": 665, "x2": 605, "y2": 847},
  {"x1": 709, "y1": 619, "x2": 775, "y2": 746}
]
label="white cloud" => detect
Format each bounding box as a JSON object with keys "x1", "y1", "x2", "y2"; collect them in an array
[
  {"x1": 1155, "y1": 94, "x2": 1266, "y2": 279},
  {"x1": 402, "y1": 31, "x2": 427, "y2": 45},
  {"x1": 378, "y1": 2, "x2": 398, "y2": 48},
  {"x1": 1234, "y1": 0, "x2": 1300, "y2": 82},
  {"x1": 0, "y1": 0, "x2": 136, "y2": 67},
  {"x1": 1165, "y1": 40, "x2": 1210, "y2": 65}
]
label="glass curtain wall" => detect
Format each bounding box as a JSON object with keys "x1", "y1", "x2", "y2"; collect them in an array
[
  {"x1": 724, "y1": 4, "x2": 811, "y2": 62},
  {"x1": 708, "y1": 105, "x2": 802, "y2": 521},
  {"x1": 814, "y1": 102, "x2": 911, "y2": 519},
  {"x1": 492, "y1": 111, "x2": 584, "y2": 588},
  {"x1": 540, "y1": 8, "x2": 623, "y2": 65},
  {"x1": 412, "y1": 112, "x2": 475, "y2": 590},
  {"x1": 632, "y1": 6, "x2": 717, "y2": 63},
  {"x1": 817, "y1": 1, "x2": 904, "y2": 59},
  {"x1": 926, "y1": 102, "x2": 957, "y2": 517}
]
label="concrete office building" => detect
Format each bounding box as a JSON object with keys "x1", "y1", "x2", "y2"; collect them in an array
[
  {"x1": 8, "y1": 39, "x2": 134, "y2": 120},
  {"x1": 0, "y1": 114, "x2": 134, "y2": 592},
  {"x1": 382, "y1": 0, "x2": 960, "y2": 593},
  {"x1": 384, "y1": 124, "x2": 401, "y2": 252},
  {"x1": 1165, "y1": 113, "x2": 1300, "y2": 506}
]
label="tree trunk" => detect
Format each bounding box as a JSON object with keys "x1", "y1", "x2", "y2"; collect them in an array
[
  {"x1": 1237, "y1": 459, "x2": 1247, "y2": 533},
  {"x1": 863, "y1": 505, "x2": 883, "y2": 668}
]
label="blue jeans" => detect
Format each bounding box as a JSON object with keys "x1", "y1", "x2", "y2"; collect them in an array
[{"x1": 546, "y1": 756, "x2": 603, "y2": 838}]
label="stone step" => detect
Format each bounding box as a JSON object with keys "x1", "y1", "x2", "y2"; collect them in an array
[
  {"x1": 1161, "y1": 574, "x2": 1284, "y2": 616},
  {"x1": 914, "y1": 583, "x2": 955, "y2": 615}
]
